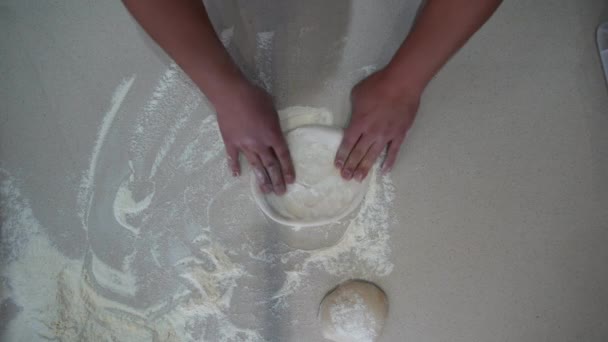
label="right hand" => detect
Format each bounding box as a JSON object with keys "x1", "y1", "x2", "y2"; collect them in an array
[{"x1": 214, "y1": 83, "x2": 294, "y2": 195}]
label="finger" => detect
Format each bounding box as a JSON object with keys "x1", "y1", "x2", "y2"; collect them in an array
[
  {"x1": 353, "y1": 142, "x2": 385, "y2": 182},
  {"x1": 226, "y1": 144, "x2": 240, "y2": 176},
  {"x1": 259, "y1": 147, "x2": 286, "y2": 195},
  {"x1": 273, "y1": 142, "x2": 295, "y2": 184},
  {"x1": 341, "y1": 136, "x2": 374, "y2": 180},
  {"x1": 243, "y1": 150, "x2": 272, "y2": 193},
  {"x1": 382, "y1": 135, "x2": 405, "y2": 173},
  {"x1": 334, "y1": 129, "x2": 361, "y2": 170}
]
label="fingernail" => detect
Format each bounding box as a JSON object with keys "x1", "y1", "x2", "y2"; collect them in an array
[
  {"x1": 261, "y1": 184, "x2": 272, "y2": 193},
  {"x1": 342, "y1": 169, "x2": 352, "y2": 180},
  {"x1": 354, "y1": 171, "x2": 364, "y2": 182},
  {"x1": 335, "y1": 160, "x2": 343, "y2": 169},
  {"x1": 275, "y1": 185, "x2": 286, "y2": 195},
  {"x1": 285, "y1": 174, "x2": 295, "y2": 184},
  {"x1": 232, "y1": 170, "x2": 240, "y2": 177}
]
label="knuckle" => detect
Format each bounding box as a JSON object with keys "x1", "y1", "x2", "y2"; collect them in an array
[
  {"x1": 238, "y1": 138, "x2": 253, "y2": 148},
  {"x1": 249, "y1": 159, "x2": 264, "y2": 169},
  {"x1": 350, "y1": 149, "x2": 365, "y2": 160},
  {"x1": 342, "y1": 134, "x2": 358, "y2": 145},
  {"x1": 263, "y1": 159, "x2": 280, "y2": 169},
  {"x1": 374, "y1": 126, "x2": 392, "y2": 137},
  {"x1": 342, "y1": 135, "x2": 356, "y2": 144},
  {"x1": 241, "y1": 138, "x2": 263, "y2": 150}
]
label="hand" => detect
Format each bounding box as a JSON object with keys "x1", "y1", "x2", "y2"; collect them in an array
[
  {"x1": 214, "y1": 83, "x2": 294, "y2": 195},
  {"x1": 335, "y1": 69, "x2": 420, "y2": 181}
]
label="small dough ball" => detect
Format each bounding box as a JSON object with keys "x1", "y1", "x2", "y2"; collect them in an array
[{"x1": 319, "y1": 280, "x2": 388, "y2": 342}]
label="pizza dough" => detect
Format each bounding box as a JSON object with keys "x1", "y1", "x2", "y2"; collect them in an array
[
  {"x1": 251, "y1": 125, "x2": 371, "y2": 227},
  {"x1": 319, "y1": 280, "x2": 389, "y2": 342}
]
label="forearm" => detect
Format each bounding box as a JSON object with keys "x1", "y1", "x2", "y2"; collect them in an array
[
  {"x1": 384, "y1": 0, "x2": 502, "y2": 95},
  {"x1": 122, "y1": 0, "x2": 246, "y2": 103}
]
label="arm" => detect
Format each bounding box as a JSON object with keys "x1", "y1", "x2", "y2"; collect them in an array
[
  {"x1": 335, "y1": 0, "x2": 503, "y2": 180},
  {"x1": 122, "y1": 0, "x2": 294, "y2": 194}
]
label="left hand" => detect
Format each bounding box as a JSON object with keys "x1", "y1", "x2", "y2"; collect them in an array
[{"x1": 335, "y1": 69, "x2": 421, "y2": 181}]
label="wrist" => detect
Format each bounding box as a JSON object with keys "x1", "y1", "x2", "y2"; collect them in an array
[
  {"x1": 207, "y1": 78, "x2": 266, "y2": 117},
  {"x1": 192, "y1": 67, "x2": 251, "y2": 108},
  {"x1": 375, "y1": 66, "x2": 425, "y2": 100}
]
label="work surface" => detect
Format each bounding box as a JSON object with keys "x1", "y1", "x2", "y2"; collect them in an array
[{"x1": 2, "y1": 0, "x2": 608, "y2": 341}]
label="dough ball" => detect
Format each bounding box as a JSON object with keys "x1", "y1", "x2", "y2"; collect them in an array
[
  {"x1": 319, "y1": 280, "x2": 388, "y2": 342},
  {"x1": 256, "y1": 125, "x2": 370, "y2": 226}
]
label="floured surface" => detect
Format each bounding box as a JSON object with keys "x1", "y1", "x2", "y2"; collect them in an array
[
  {"x1": 3, "y1": 0, "x2": 608, "y2": 341},
  {"x1": 258, "y1": 125, "x2": 370, "y2": 226},
  {"x1": 1, "y1": 65, "x2": 395, "y2": 341}
]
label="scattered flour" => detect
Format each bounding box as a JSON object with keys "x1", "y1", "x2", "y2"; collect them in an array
[
  {"x1": 255, "y1": 31, "x2": 275, "y2": 92},
  {"x1": 219, "y1": 27, "x2": 234, "y2": 47},
  {"x1": 270, "y1": 170, "x2": 395, "y2": 304},
  {"x1": 112, "y1": 169, "x2": 154, "y2": 235},
  {"x1": 2, "y1": 63, "x2": 395, "y2": 341},
  {"x1": 77, "y1": 75, "x2": 136, "y2": 227}
]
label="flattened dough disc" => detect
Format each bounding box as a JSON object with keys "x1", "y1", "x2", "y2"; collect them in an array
[{"x1": 251, "y1": 125, "x2": 371, "y2": 227}]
